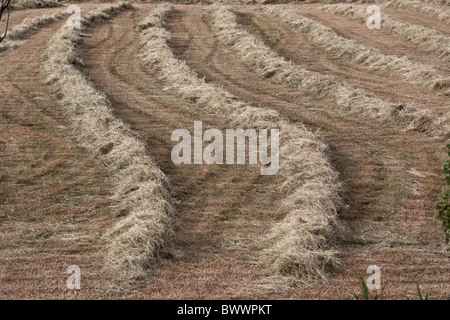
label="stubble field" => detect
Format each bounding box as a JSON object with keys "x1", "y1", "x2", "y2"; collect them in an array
[{"x1": 0, "y1": 0, "x2": 449, "y2": 299}]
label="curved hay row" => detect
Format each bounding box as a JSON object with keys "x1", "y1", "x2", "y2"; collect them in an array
[
  {"x1": 420, "y1": 0, "x2": 449, "y2": 5},
  {"x1": 11, "y1": 0, "x2": 62, "y2": 10},
  {"x1": 320, "y1": 3, "x2": 450, "y2": 62},
  {"x1": 251, "y1": 0, "x2": 449, "y2": 7},
  {"x1": 207, "y1": 5, "x2": 449, "y2": 138},
  {"x1": 311, "y1": 0, "x2": 449, "y2": 6},
  {"x1": 381, "y1": 0, "x2": 450, "y2": 24},
  {"x1": 262, "y1": 5, "x2": 449, "y2": 94},
  {"x1": 41, "y1": 2, "x2": 174, "y2": 290},
  {"x1": 139, "y1": 3, "x2": 343, "y2": 284},
  {"x1": 0, "y1": 10, "x2": 65, "y2": 52}
]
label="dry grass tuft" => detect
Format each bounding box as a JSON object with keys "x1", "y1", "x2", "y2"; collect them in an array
[
  {"x1": 41, "y1": 2, "x2": 174, "y2": 292},
  {"x1": 262, "y1": 5, "x2": 449, "y2": 93},
  {"x1": 206, "y1": 5, "x2": 449, "y2": 138},
  {"x1": 430, "y1": 78, "x2": 450, "y2": 96},
  {"x1": 135, "y1": 2, "x2": 174, "y2": 31},
  {"x1": 0, "y1": 10, "x2": 65, "y2": 52},
  {"x1": 138, "y1": 3, "x2": 344, "y2": 284},
  {"x1": 243, "y1": 0, "x2": 449, "y2": 5},
  {"x1": 320, "y1": 4, "x2": 450, "y2": 62}
]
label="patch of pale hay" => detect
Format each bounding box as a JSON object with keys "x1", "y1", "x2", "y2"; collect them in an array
[{"x1": 41, "y1": 2, "x2": 174, "y2": 292}]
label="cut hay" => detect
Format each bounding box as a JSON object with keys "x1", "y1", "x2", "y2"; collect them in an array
[
  {"x1": 11, "y1": 0, "x2": 63, "y2": 10},
  {"x1": 262, "y1": 5, "x2": 449, "y2": 93},
  {"x1": 139, "y1": 3, "x2": 343, "y2": 284},
  {"x1": 206, "y1": 5, "x2": 449, "y2": 138},
  {"x1": 381, "y1": 0, "x2": 450, "y2": 24},
  {"x1": 0, "y1": 10, "x2": 65, "y2": 52},
  {"x1": 251, "y1": 0, "x2": 449, "y2": 5},
  {"x1": 320, "y1": 4, "x2": 450, "y2": 62},
  {"x1": 41, "y1": 2, "x2": 174, "y2": 291}
]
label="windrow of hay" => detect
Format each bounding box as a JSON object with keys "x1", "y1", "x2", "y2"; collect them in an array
[
  {"x1": 249, "y1": 0, "x2": 448, "y2": 5},
  {"x1": 41, "y1": 2, "x2": 174, "y2": 291},
  {"x1": 11, "y1": 0, "x2": 63, "y2": 10},
  {"x1": 139, "y1": 3, "x2": 343, "y2": 284},
  {"x1": 319, "y1": 0, "x2": 450, "y2": 5},
  {"x1": 206, "y1": 5, "x2": 449, "y2": 138},
  {"x1": 262, "y1": 5, "x2": 449, "y2": 94},
  {"x1": 381, "y1": 0, "x2": 450, "y2": 24},
  {"x1": 419, "y1": 0, "x2": 449, "y2": 5},
  {"x1": 320, "y1": 4, "x2": 450, "y2": 62},
  {"x1": 0, "y1": 10, "x2": 65, "y2": 52}
]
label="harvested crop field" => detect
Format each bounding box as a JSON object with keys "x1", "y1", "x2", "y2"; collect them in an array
[{"x1": 0, "y1": 0, "x2": 449, "y2": 300}]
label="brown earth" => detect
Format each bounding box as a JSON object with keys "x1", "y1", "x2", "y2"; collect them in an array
[{"x1": 0, "y1": 3, "x2": 449, "y2": 299}]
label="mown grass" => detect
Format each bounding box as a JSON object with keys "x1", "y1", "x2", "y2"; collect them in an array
[{"x1": 236, "y1": 12, "x2": 280, "y2": 48}]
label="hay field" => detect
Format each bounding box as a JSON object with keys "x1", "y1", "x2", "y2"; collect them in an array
[{"x1": 0, "y1": 0, "x2": 449, "y2": 299}]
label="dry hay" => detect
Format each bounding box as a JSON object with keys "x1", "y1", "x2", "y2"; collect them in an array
[
  {"x1": 11, "y1": 0, "x2": 63, "y2": 10},
  {"x1": 41, "y1": 1, "x2": 174, "y2": 291},
  {"x1": 206, "y1": 4, "x2": 449, "y2": 138},
  {"x1": 381, "y1": 0, "x2": 450, "y2": 24},
  {"x1": 0, "y1": 10, "x2": 65, "y2": 52},
  {"x1": 320, "y1": 3, "x2": 450, "y2": 62},
  {"x1": 138, "y1": 3, "x2": 344, "y2": 284},
  {"x1": 263, "y1": 5, "x2": 449, "y2": 94},
  {"x1": 245, "y1": 0, "x2": 448, "y2": 4}
]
